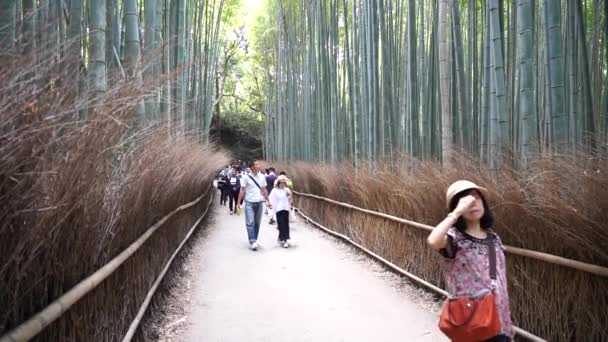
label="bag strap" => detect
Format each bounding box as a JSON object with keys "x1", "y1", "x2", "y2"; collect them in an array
[
  {"x1": 487, "y1": 233, "x2": 497, "y2": 287},
  {"x1": 247, "y1": 174, "x2": 263, "y2": 191}
]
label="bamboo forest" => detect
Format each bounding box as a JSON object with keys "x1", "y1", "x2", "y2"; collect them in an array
[
  {"x1": 1, "y1": 0, "x2": 607, "y2": 341},
  {"x1": 258, "y1": 0, "x2": 608, "y2": 166}
]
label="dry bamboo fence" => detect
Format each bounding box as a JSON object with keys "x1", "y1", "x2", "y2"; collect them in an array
[
  {"x1": 293, "y1": 190, "x2": 608, "y2": 341},
  {"x1": 0, "y1": 185, "x2": 215, "y2": 342}
]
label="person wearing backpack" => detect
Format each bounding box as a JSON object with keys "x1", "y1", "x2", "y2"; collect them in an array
[
  {"x1": 237, "y1": 160, "x2": 271, "y2": 251},
  {"x1": 228, "y1": 168, "x2": 242, "y2": 215}
]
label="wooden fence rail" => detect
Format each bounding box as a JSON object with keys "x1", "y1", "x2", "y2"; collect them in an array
[
  {"x1": 0, "y1": 185, "x2": 214, "y2": 342},
  {"x1": 293, "y1": 191, "x2": 608, "y2": 277}
]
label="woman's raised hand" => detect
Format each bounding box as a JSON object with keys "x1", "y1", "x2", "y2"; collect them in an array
[{"x1": 453, "y1": 195, "x2": 476, "y2": 216}]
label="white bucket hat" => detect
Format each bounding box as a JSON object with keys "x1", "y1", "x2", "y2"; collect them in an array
[{"x1": 445, "y1": 180, "x2": 488, "y2": 209}]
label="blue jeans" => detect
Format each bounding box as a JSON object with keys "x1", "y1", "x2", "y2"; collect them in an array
[{"x1": 245, "y1": 201, "x2": 264, "y2": 243}]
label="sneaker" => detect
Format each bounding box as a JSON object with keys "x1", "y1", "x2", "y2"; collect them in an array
[
  {"x1": 229, "y1": 211, "x2": 234, "y2": 215},
  {"x1": 283, "y1": 241, "x2": 289, "y2": 248},
  {"x1": 250, "y1": 242, "x2": 258, "y2": 251}
]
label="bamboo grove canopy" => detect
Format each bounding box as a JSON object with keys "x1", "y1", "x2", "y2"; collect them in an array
[
  {"x1": 0, "y1": 0, "x2": 240, "y2": 140},
  {"x1": 254, "y1": 0, "x2": 608, "y2": 166}
]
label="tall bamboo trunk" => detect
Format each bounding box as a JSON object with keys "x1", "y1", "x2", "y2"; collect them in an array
[
  {"x1": 88, "y1": 0, "x2": 107, "y2": 106},
  {"x1": 22, "y1": 0, "x2": 36, "y2": 53},
  {"x1": 438, "y1": 0, "x2": 452, "y2": 164},
  {"x1": 0, "y1": 0, "x2": 16, "y2": 53},
  {"x1": 125, "y1": 0, "x2": 146, "y2": 120},
  {"x1": 574, "y1": 0, "x2": 596, "y2": 149},
  {"x1": 488, "y1": 0, "x2": 509, "y2": 169},
  {"x1": 408, "y1": 0, "x2": 419, "y2": 158},
  {"x1": 176, "y1": 0, "x2": 186, "y2": 129},
  {"x1": 517, "y1": 0, "x2": 539, "y2": 164},
  {"x1": 544, "y1": 0, "x2": 568, "y2": 152},
  {"x1": 470, "y1": 0, "x2": 480, "y2": 157},
  {"x1": 144, "y1": 0, "x2": 158, "y2": 120}
]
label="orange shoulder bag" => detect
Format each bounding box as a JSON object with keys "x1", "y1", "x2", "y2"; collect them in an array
[{"x1": 439, "y1": 235, "x2": 501, "y2": 341}]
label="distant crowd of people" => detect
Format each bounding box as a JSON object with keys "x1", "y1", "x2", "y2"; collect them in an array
[{"x1": 217, "y1": 160, "x2": 294, "y2": 249}]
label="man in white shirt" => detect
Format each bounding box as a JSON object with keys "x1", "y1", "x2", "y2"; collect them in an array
[{"x1": 237, "y1": 160, "x2": 271, "y2": 250}]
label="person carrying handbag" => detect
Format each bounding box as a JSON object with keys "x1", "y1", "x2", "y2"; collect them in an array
[{"x1": 427, "y1": 180, "x2": 513, "y2": 341}]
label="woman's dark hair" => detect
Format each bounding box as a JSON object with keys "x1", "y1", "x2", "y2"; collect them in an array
[{"x1": 448, "y1": 189, "x2": 495, "y2": 232}]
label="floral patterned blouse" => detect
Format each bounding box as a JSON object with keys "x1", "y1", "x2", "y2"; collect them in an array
[{"x1": 440, "y1": 227, "x2": 514, "y2": 338}]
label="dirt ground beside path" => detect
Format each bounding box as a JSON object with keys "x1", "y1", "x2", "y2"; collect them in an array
[{"x1": 143, "y1": 197, "x2": 446, "y2": 342}]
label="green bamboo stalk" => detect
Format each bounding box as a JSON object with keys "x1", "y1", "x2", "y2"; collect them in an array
[
  {"x1": 438, "y1": 0, "x2": 452, "y2": 163},
  {"x1": 106, "y1": 0, "x2": 115, "y2": 69},
  {"x1": 470, "y1": 0, "x2": 480, "y2": 157},
  {"x1": 125, "y1": 0, "x2": 146, "y2": 119},
  {"x1": 517, "y1": 0, "x2": 539, "y2": 164},
  {"x1": 0, "y1": 0, "x2": 16, "y2": 52},
  {"x1": 565, "y1": 0, "x2": 576, "y2": 147},
  {"x1": 154, "y1": 0, "x2": 163, "y2": 122},
  {"x1": 429, "y1": 0, "x2": 439, "y2": 160},
  {"x1": 409, "y1": 0, "x2": 419, "y2": 158},
  {"x1": 22, "y1": 0, "x2": 36, "y2": 53},
  {"x1": 574, "y1": 0, "x2": 596, "y2": 148},
  {"x1": 161, "y1": 0, "x2": 172, "y2": 127},
  {"x1": 176, "y1": 0, "x2": 186, "y2": 128},
  {"x1": 543, "y1": 0, "x2": 568, "y2": 151},
  {"x1": 481, "y1": 1, "x2": 490, "y2": 164},
  {"x1": 37, "y1": 0, "x2": 48, "y2": 52},
  {"x1": 419, "y1": 0, "x2": 428, "y2": 159},
  {"x1": 506, "y1": 1, "x2": 517, "y2": 152},
  {"x1": 451, "y1": 1, "x2": 466, "y2": 150},
  {"x1": 70, "y1": 0, "x2": 82, "y2": 58},
  {"x1": 88, "y1": 0, "x2": 107, "y2": 102},
  {"x1": 489, "y1": 0, "x2": 509, "y2": 168},
  {"x1": 144, "y1": 0, "x2": 158, "y2": 119}
]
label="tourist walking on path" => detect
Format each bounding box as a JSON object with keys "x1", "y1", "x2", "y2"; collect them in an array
[
  {"x1": 427, "y1": 180, "x2": 513, "y2": 342},
  {"x1": 237, "y1": 160, "x2": 271, "y2": 251},
  {"x1": 265, "y1": 168, "x2": 278, "y2": 224},
  {"x1": 228, "y1": 168, "x2": 242, "y2": 214},
  {"x1": 268, "y1": 175, "x2": 292, "y2": 248},
  {"x1": 218, "y1": 171, "x2": 229, "y2": 206},
  {"x1": 274, "y1": 171, "x2": 293, "y2": 189}
]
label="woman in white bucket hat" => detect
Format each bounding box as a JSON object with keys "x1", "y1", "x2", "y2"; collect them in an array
[
  {"x1": 269, "y1": 175, "x2": 293, "y2": 248},
  {"x1": 427, "y1": 180, "x2": 513, "y2": 341}
]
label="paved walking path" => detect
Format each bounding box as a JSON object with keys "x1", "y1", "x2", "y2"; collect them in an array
[{"x1": 181, "y1": 200, "x2": 446, "y2": 342}]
